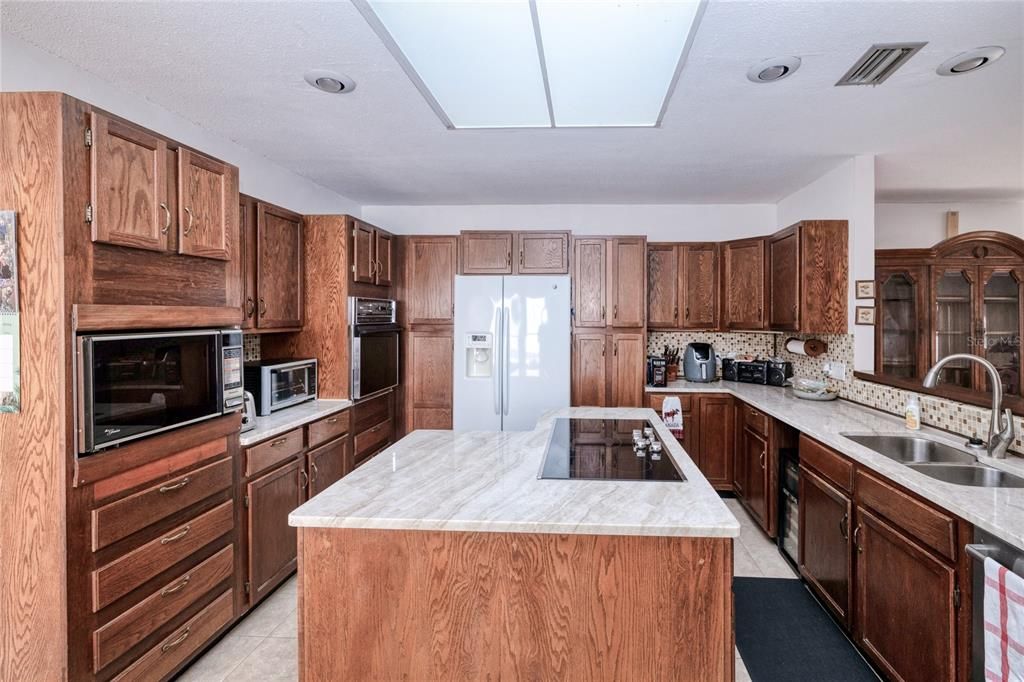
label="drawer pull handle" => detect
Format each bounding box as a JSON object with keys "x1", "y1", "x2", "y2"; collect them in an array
[
  {"x1": 160, "y1": 526, "x2": 191, "y2": 545},
  {"x1": 159, "y1": 477, "x2": 190, "y2": 493},
  {"x1": 326, "y1": 417, "x2": 338, "y2": 424},
  {"x1": 853, "y1": 525, "x2": 863, "y2": 553},
  {"x1": 300, "y1": 469, "x2": 309, "y2": 488},
  {"x1": 310, "y1": 462, "x2": 319, "y2": 483},
  {"x1": 161, "y1": 627, "x2": 191, "y2": 653},
  {"x1": 839, "y1": 513, "x2": 849, "y2": 540},
  {"x1": 161, "y1": 575, "x2": 192, "y2": 596},
  {"x1": 759, "y1": 452, "x2": 766, "y2": 469},
  {"x1": 271, "y1": 438, "x2": 288, "y2": 447}
]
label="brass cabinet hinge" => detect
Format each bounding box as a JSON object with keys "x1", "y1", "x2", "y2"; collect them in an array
[
  {"x1": 244, "y1": 581, "x2": 251, "y2": 595},
  {"x1": 85, "y1": 204, "x2": 94, "y2": 223},
  {"x1": 84, "y1": 127, "x2": 93, "y2": 148},
  {"x1": 244, "y1": 495, "x2": 250, "y2": 509}
]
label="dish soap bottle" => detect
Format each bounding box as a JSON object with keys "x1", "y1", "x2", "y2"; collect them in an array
[{"x1": 905, "y1": 393, "x2": 921, "y2": 431}]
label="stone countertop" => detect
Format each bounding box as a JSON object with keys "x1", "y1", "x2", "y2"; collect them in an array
[
  {"x1": 289, "y1": 407, "x2": 740, "y2": 538},
  {"x1": 239, "y1": 399, "x2": 352, "y2": 447},
  {"x1": 648, "y1": 379, "x2": 1024, "y2": 548}
]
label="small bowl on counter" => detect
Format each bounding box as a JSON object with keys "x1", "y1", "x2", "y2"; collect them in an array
[{"x1": 792, "y1": 377, "x2": 840, "y2": 402}]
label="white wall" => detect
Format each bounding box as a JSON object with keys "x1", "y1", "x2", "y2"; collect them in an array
[
  {"x1": 0, "y1": 32, "x2": 360, "y2": 215},
  {"x1": 361, "y1": 203, "x2": 776, "y2": 240},
  {"x1": 776, "y1": 155, "x2": 876, "y2": 373},
  {"x1": 875, "y1": 201, "x2": 1024, "y2": 248}
]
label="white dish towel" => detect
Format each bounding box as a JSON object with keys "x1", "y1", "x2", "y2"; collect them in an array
[{"x1": 985, "y1": 556, "x2": 1024, "y2": 682}]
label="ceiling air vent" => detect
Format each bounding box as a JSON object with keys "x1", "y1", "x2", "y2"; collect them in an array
[{"x1": 836, "y1": 42, "x2": 927, "y2": 86}]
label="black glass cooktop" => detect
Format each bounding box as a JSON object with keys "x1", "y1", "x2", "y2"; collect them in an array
[{"x1": 538, "y1": 418, "x2": 685, "y2": 482}]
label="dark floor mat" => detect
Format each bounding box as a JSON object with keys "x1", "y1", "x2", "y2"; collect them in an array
[{"x1": 734, "y1": 577, "x2": 879, "y2": 681}]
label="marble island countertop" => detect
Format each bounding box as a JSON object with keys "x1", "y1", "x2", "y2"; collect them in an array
[
  {"x1": 239, "y1": 398, "x2": 352, "y2": 447},
  {"x1": 289, "y1": 407, "x2": 740, "y2": 538},
  {"x1": 648, "y1": 379, "x2": 1024, "y2": 548}
]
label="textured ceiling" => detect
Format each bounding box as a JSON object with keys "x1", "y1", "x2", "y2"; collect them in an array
[{"x1": 2, "y1": 0, "x2": 1022, "y2": 205}]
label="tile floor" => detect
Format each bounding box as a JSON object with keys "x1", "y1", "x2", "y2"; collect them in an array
[{"x1": 177, "y1": 498, "x2": 796, "y2": 681}]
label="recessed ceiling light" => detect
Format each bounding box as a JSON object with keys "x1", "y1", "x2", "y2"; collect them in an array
[
  {"x1": 304, "y1": 69, "x2": 356, "y2": 94},
  {"x1": 746, "y1": 57, "x2": 801, "y2": 83},
  {"x1": 937, "y1": 46, "x2": 1005, "y2": 76},
  {"x1": 353, "y1": 0, "x2": 706, "y2": 129}
]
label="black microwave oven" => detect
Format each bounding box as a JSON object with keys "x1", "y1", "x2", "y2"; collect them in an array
[{"x1": 77, "y1": 329, "x2": 243, "y2": 454}]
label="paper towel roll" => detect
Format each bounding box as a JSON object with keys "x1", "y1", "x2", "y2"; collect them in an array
[{"x1": 785, "y1": 338, "x2": 828, "y2": 357}]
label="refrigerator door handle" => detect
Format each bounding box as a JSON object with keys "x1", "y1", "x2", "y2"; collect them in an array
[
  {"x1": 493, "y1": 305, "x2": 502, "y2": 415},
  {"x1": 503, "y1": 307, "x2": 511, "y2": 416}
]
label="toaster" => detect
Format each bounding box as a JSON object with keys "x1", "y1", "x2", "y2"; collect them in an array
[
  {"x1": 683, "y1": 343, "x2": 717, "y2": 383},
  {"x1": 767, "y1": 360, "x2": 794, "y2": 387},
  {"x1": 736, "y1": 360, "x2": 769, "y2": 385}
]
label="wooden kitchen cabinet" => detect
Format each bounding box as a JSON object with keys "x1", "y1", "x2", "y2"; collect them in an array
[
  {"x1": 681, "y1": 243, "x2": 719, "y2": 330},
  {"x1": 609, "y1": 238, "x2": 646, "y2": 327},
  {"x1": 406, "y1": 329, "x2": 454, "y2": 430},
  {"x1": 647, "y1": 392, "x2": 697, "y2": 455},
  {"x1": 177, "y1": 147, "x2": 232, "y2": 260},
  {"x1": 256, "y1": 200, "x2": 304, "y2": 329},
  {"x1": 246, "y1": 458, "x2": 304, "y2": 604},
  {"x1": 572, "y1": 333, "x2": 607, "y2": 406},
  {"x1": 722, "y1": 237, "x2": 767, "y2": 330},
  {"x1": 516, "y1": 231, "x2": 569, "y2": 274},
  {"x1": 573, "y1": 238, "x2": 607, "y2": 327},
  {"x1": 461, "y1": 231, "x2": 514, "y2": 274},
  {"x1": 696, "y1": 394, "x2": 733, "y2": 488},
  {"x1": 853, "y1": 507, "x2": 957, "y2": 682},
  {"x1": 352, "y1": 219, "x2": 395, "y2": 286},
  {"x1": 240, "y1": 195, "x2": 257, "y2": 329},
  {"x1": 740, "y1": 424, "x2": 769, "y2": 528},
  {"x1": 610, "y1": 332, "x2": 645, "y2": 407},
  {"x1": 768, "y1": 220, "x2": 848, "y2": 334},
  {"x1": 647, "y1": 244, "x2": 680, "y2": 328},
  {"x1": 374, "y1": 229, "x2": 394, "y2": 286},
  {"x1": 352, "y1": 391, "x2": 395, "y2": 467},
  {"x1": 307, "y1": 437, "x2": 351, "y2": 499},
  {"x1": 406, "y1": 237, "x2": 457, "y2": 324},
  {"x1": 798, "y1": 465, "x2": 853, "y2": 628}
]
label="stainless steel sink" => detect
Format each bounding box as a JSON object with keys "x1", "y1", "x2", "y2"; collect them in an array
[
  {"x1": 905, "y1": 463, "x2": 1024, "y2": 488},
  {"x1": 842, "y1": 434, "x2": 977, "y2": 464}
]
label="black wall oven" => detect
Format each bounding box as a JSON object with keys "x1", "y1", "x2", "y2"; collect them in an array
[
  {"x1": 77, "y1": 329, "x2": 243, "y2": 454},
  {"x1": 349, "y1": 297, "x2": 400, "y2": 400}
]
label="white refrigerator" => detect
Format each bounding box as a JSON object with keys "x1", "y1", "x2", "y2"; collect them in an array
[{"x1": 453, "y1": 275, "x2": 571, "y2": 431}]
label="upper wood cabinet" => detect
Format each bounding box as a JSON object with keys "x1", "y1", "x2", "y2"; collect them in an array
[
  {"x1": 682, "y1": 243, "x2": 719, "y2": 329},
  {"x1": 256, "y1": 201, "x2": 304, "y2": 329},
  {"x1": 460, "y1": 231, "x2": 569, "y2": 275},
  {"x1": 89, "y1": 111, "x2": 237, "y2": 262},
  {"x1": 573, "y1": 237, "x2": 646, "y2": 329},
  {"x1": 647, "y1": 244, "x2": 680, "y2": 328},
  {"x1": 240, "y1": 195, "x2": 257, "y2": 329},
  {"x1": 769, "y1": 220, "x2": 848, "y2": 334},
  {"x1": 461, "y1": 231, "x2": 514, "y2": 274},
  {"x1": 406, "y1": 236, "x2": 457, "y2": 325},
  {"x1": 722, "y1": 237, "x2": 767, "y2": 330},
  {"x1": 609, "y1": 238, "x2": 646, "y2": 327},
  {"x1": 89, "y1": 112, "x2": 170, "y2": 253},
  {"x1": 177, "y1": 148, "x2": 231, "y2": 260},
  {"x1": 573, "y1": 239, "x2": 608, "y2": 328},
  {"x1": 351, "y1": 219, "x2": 394, "y2": 286}
]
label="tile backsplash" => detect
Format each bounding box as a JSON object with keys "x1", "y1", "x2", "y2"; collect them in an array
[
  {"x1": 243, "y1": 334, "x2": 261, "y2": 362},
  {"x1": 649, "y1": 330, "x2": 1024, "y2": 457}
]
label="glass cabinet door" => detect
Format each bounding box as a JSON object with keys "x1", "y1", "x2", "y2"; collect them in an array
[
  {"x1": 933, "y1": 269, "x2": 975, "y2": 388},
  {"x1": 981, "y1": 269, "x2": 1022, "y2": 396},
  {"x1": 878, "y1": 271, "x2": 921, "y2": 378}
]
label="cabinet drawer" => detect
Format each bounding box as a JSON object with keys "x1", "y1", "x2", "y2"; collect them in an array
[
  {"x1": 354, "y1": 419, "x2": 392, "y2": 465},
  {"x1": 92, "y1": 458, "x2": 233, "y2": 552},
  {"x1": 92, "y1": 501, "x2": 234, "y2": 612},
  {"x1": 308, "y1": 410, "x2": 350, "y2": 449},
  {"x1": 647, "y1": 393, "x2": 693, "y2": 414},
  {"x1": 799, "y1": 435, "x2": 854, "y2": 494},
  {"x1": 855, "y1": 470, "x2": 958, "y2": 561},
  {"x1": 93, "y1": 545, "x2": 234, "y2": 673},
  {"x1": 112, "y1": 589, "x2": 234, "y2": 682},
  {"x1": 740, "y1": 402, "x2": 768, "y2": 436},
  {"x1": 352, "y1": 392, "x2": 392, "y2": 434},
  {"x1": 245, "y1": 428, "x2": 304, "y2": 477}
]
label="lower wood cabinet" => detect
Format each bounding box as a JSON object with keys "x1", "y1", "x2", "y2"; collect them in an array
[
  {"x1": 306, "y1": 437, "x2": 351, "y2": 499},
  {"x1": 572, "y1": 332, "x2": 644, "y2": 408},
  {"x1": 739, "y1": 425, "x2": 769, "y2": 529},
  {"x1": 246, "y1": 458, "x2": 304, "y2": 604},
  {"x1": 405, "y1": 330, "x2": 453, "y2": 431},
  {"x1": 646, "y1": 392, "x2": 732, "y2": 490},
  {"x1": 798, "y1": 465, "x2": 853, "y2": 628}
]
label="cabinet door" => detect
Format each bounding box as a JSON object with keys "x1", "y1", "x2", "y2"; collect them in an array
[
  {"x1": 407, "y1": 237, "x2": 457, "y2": 324},
  {"x1": 247, "y1": 458, "x2": 304, "y2": 604},
  {"x1": 516, "y1": 232, "x2": 569, "y2": 274},
  {"x1": 876, "y1": 267, "x2": 929, "y2": 379},
  {"x1": 90, "y1": 112, "x2": 169, "y2": 252},
  {"x1": 256, "y1": 202, "x2": 303, "y2": 329},
  {"x1": 461, "y1": 231, "x2": 513, "y2": 274},
  {"x1": 798, "y1": 466, "x2": 853, "y2": 628},
  {"x1": 696, "y1": 395, "x2": 733, "y2": 488},
  {"x1": 307, "y1": 438, "x2": 350, "y2": 498},
  {"x1": 351, "y1": 220, "x2": 376, "y2": 284},
  {"x1": 741, "y1": 425, "x2": 769, "y2": 528},
  {"x1": 931, "y1": 267, "x2": 976, "y2": 389},
  {"x1": 609, "y1": 238, "x2": 646, "y2": 327},
  {"x1": 177, "y1": 148, "x2": 232, "y2": 260},
  {"x1": 768, "y1": 226, "x2": 800, "y2": 330},
  {"x1": 732, "y1": 418, "x2": 747, "y2": 500},
  {"x1": 573, "y1": 239, "x2": 607, "y2": 328},
  {"x1": 681, "y1": 243, "x2": 718, "y2": 330},
  {"x1": 647, "y1": 245, "x2": 680, "y2": 328},
  {"x1": 572, "y1": 333, "x2": 607, "y2": 406},
  {"x1": 854, "y1": 507, "x2": 957, "y2": 682},
  {"x1": 409, "y1": 330, "x2": 454, "y2": 430},
  {"x1": 979, "y1": 267, "x2": 1023, "y2": 397},
  {"x1": 722, "y1": 238, "x2": 766, "y2": 330},
  {"x1": 240, "y1": 195, "x2": 257, "y2": 329},
  {"x1": 610, "y1": 333, "x2": 644, "y2": 407},
  {"x1": 374, "y1": 229, "x2": 394, "y2": 286}
]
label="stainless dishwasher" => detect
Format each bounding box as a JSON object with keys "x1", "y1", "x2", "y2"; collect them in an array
[{"x1": 967, "y1": 529, "x2": 1024, "y2": 680}]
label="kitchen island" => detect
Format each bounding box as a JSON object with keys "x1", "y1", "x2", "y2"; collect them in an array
[{"x1": 290, "y1": 407, "x2": 739, "y2": 681}]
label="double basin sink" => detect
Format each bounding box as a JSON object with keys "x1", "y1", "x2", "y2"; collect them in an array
[{"x1": 842, "y1": 434, "x2": 1024, "y2": 488}]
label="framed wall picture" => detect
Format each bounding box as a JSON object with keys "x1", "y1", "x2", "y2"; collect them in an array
[
  {"x1": 855, "y1": 306, "x2": 876, "y2": 326},
  {"x1": 855, "y1": 280, "x2": 876, "y2": 299}
]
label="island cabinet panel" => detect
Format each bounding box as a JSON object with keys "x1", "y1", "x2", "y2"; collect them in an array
[
  {"x1": 573, "y1": 238, "x2": 607, "y2": 327},
  {"x1": 461, "y1": 231, "x2": 513, "y2": 274},
  {"x1": 246, "y1": 459, "x2": 304, "y2": 604},
  {"x1": 609, "y1": 238, "x2": 646, "y2": 327},
  {"x1": 798, "y1": 465, "x2": 853, "y2": 628},
  {"x1": 298, "y1": 528, "x2": 734, "y2": 681},
  {"x1": 90, "y1": 111, "x2": 170, "y2": 253},
  {"x1": 516, "y1": 231, "x2": 569, "y2": 274},
  {"x1": 647, "y1": 244, "x2": 680, "y2": 328},
  {"x1": 406, "y1": 236, "x2": 457, "y2": 324},
  {"x1": 256, "y1": 201, "x2": 304, "y2": 329},
  {"x1": 722, "y1": 237, "x2": 766, "y2": 330}
]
